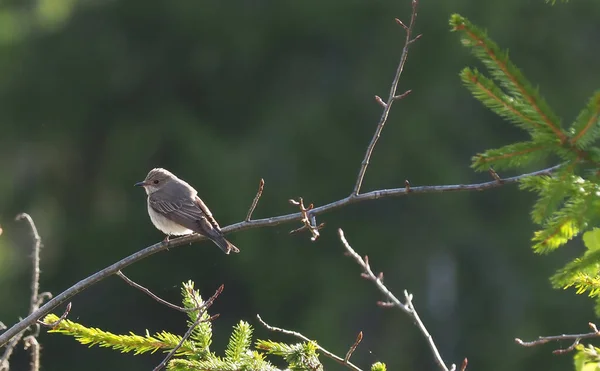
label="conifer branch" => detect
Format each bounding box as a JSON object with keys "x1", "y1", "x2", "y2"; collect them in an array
[
  {"x1": 154, "y1": 285, "x2": 223, "y2": 371},
  {"x1": 352, "y1": 0, "x2": 419, "y2": 196},
  {"x1": 256, "y1": 314, "x2": 363, "y2": 371},
  {"x1": 0, "y1": 164, "x2": 561, "y2": 348},
  {"x1": 451, "y1": 15, "x2": 566, "y2": 142},
  {"x1": 515, "y1": 322, "x2": 600, "y2": 354},
  {"x1": 474, "y1": 145, "x2": 547, "y2": 165},
  {"x1": 338, "y1": 229, "x2": 455, "y2": 371},
  {"x1": 569, "y1": 92, "x2": 600, "y2": 147},
  {"x1": 462, "y1": 69, "x2": 541, "y2": 131}
]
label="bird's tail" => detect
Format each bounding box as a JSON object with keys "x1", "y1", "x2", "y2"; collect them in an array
[{"x1": 211, "y1": 234, "x2": 240, "y2": 254}]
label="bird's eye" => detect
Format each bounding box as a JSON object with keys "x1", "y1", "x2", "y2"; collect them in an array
[{"x1": 153, "y1": 180, "x2": 159, "y2": 184}]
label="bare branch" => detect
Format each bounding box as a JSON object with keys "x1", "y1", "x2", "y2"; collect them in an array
[
  {"x1": 0, "y1": 164, "x2": 560, "y2": 348},
  {"x1": 153, "y1": 285, "x2": 223, "y2": 371},
  {"x1": 339, "y1": 228, "x2": 455, "y2": 371},
  {"x1": 257, "y1": 314, "x2": 363, "y2": 371},
  {"x1": 246, "y1": 178, "x2": 265, "y2": 221},
  {"x1": 353, "y1": 0, "x2": 420, "y2": 196},
  {"x1": 116, "y1": 271, "x2": 194, "y2": 312},
  {"x1": 515, "y1": 322, "x2": 600, "y2": 354},
  {"x1": 6, "y1": 213, "x2": 46, "y2": 371},
  {"x1": 338, "y1": 229, "x2": 409, "y2": 314}
]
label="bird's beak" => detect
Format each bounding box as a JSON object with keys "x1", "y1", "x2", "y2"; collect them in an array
[{"x1": 134, "y1": 181, "x2": 147, "y2": 187}]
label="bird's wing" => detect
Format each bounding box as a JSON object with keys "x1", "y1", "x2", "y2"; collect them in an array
[{"x1": 148, "y1": 194, "x2": 223, "y2": 237}]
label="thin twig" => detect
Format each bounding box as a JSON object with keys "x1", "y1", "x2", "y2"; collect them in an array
[
  {"x1": 257, "y1": 315, "x2": 363, "y2": 371},
  {"x1": 0, "y1": 164, "x2": 560, "y2": 348},
  {"x1": 16, "y1": 213, "x2": 43, "y2": 315},
  {"x1": 339, "y1": 228, "x2": 454, "y2": 371},
  {"x1": 153, "y1": 285, "x2": 223, "y2": 371},
  {"x1": 116, "y1": 271, "x2": 192, "y2": 312},
  {"x1": 352, "y1": 0, "x2": 420, "y2": 196},
  {"x1": 344, "y1": 331, "x2": 363, "y2": 363},
  {"x1": 515, "y1": 322, "x2": 600, "y2": 354},
  {"x1": 339, "y1": 229, "x2": 410, "y2": 314},
  {"x1": 246, "y1": 178, "x2": 265, "y2": 221},
  {"x1": 38, "y1": 303, "x2": 71, "y2": 328}
]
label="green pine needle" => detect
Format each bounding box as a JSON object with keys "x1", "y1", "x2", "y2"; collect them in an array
[
  {"x1": 450, "y1": 14, "x2": 564, "y2": 140},
  {"x1": 568, "y1": 91, "x2": 600, "y2": 149},
  {"x1": 42, "y1": 314, "x2": 196, "y2": 356},
  {"x1": 472, "y1": 141, "x2": 551, "y2": 171}
]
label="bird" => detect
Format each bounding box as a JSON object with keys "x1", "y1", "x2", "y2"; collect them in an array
[{"x1": 135, "y1": 168, "x2": 239, "y2": 254}]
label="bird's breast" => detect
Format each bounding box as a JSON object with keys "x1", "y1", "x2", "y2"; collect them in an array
[{"x1": 147, "y1": 199, "x2": 193, "y2": 235}]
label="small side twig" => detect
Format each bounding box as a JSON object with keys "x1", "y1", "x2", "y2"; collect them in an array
[
  {"x1": 515, "y1": 322, "x2": 600, "y2": 355},
  {"x1": 339, "y1": 228, "x2": 455, "y2": 371},
  {"x1": 38, "y1": 303, "x2": 72, "y2": 329},
  {"x1": 344, "y1": 331, "x2": 363, "y2": 363},
  {"x1": 257, "y1": 314, "x2": 363, "y2": 371},
  {"x1": 153, "y1": 285, "x2": 224, "y2": 371},
  {"x1": 246, "y1": 178, "x2": 265, "y2": 222},
  {"x1": 116, "y1": 271, "x2": 194, "y2": 313},
  {"x1": 488, "y1": 168, "x2": 502, "y2": 183}
]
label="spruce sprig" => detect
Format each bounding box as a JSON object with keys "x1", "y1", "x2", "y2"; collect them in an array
[{"x1": 451, "y1": 13, "x2": 600, "y2": 303}]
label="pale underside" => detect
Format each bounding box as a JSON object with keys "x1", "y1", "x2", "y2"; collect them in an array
[{"x1": 147, "y1": 200, "x2": 194, "y2": 235}]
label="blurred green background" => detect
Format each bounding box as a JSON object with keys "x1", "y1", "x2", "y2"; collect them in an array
[{"x1": 1, "y1": 0, "x2": 598, "y2": 370}]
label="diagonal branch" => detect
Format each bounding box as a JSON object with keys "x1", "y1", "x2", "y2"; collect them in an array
[
  {"x1": 339, "y1": 228, "x2": 455, "y2": 371},
  {"x1": 352, "y1": 0, "x2": 420, "y2": 196},
  {"x1": 0, "y1": 164, "x2": 560, "y2": 348}
]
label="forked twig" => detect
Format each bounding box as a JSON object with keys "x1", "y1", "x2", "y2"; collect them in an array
[
  {"x1": 257, "y1": 314, "x2": 363, "y2": 371},
  {"x1": 353, "y1": 0, "x2": 420, "y2": 196},
  {"x1": 515, "y1": 322, "x2": 600, "y2": 355}
]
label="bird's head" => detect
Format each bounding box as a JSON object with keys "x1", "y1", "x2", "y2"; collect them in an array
[{"x1": 135, "y1": 168, "x2": 176, "y2": 194}]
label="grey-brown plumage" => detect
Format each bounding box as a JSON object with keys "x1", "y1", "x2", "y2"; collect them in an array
[{"x1": 135, "y1": 168, "x2": 239, "y2": 254}]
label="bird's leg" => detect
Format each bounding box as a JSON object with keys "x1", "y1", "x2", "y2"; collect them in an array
[{"x1": 163, "y1": 234, "x2": 170, "y2": 243}]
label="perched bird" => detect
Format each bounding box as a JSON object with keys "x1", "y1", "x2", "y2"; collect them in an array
[{"x1": 135, "y1": 168, "x2": 239, "y2": 254}]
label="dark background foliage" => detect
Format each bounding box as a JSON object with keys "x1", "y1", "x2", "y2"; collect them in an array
[{"x1": 1, "y1": 0, "x2": 598, "y2": 370}]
